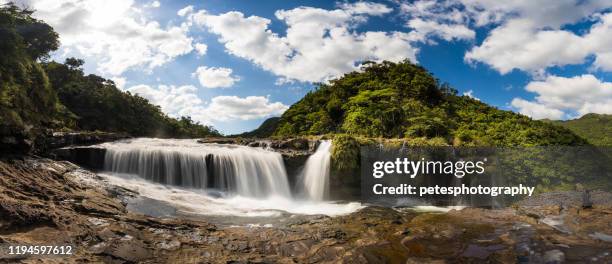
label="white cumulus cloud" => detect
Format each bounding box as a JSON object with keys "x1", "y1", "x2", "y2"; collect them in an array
[
  {"x1": 398, "y1": 0, "x2": 612, "y2": 74},
  {"x1": 400, "y1": 0, "x2": 475, "y2": 42},
  {"x1": 510, "y1": 98, "x2": 565, "y2": 120},
  {"x1": 462, "y1": 2, "x2": 612, "y2": 74},
  {"x1": 194, "y1": 43, "x2": 208, "y2": 56},
  {"x1": 111, "y1": 76, "x2": 127, "y2": 89},
  {"x1": 511, "y1": 74, "x2": 612, "y2": 119},
  {"x1": 127, "y1": 85, "x2": 289, "y2": 124},
  {"x1": 407, "y1": 18, "x2": 474, "y2": 42},
  {"x1": 192, "y1": 66, "x2": 240, "y2": 88},
  {"x1": 465, "y1": 19, "x2": 588, "y2": 74},
  {"x1": 339, "y1": 2, "x2": 393, "y2": 16},
  {"x1": 205, "y1": 96, "x2": 289, "y2": 121},
  {"x1": 585, "y1": 13, "x2": 612, "y2": 71},
  {"x1": 127, "y1": 84, "x2": 206, "y2": 119},
  {"x1": 12, "y1": 0, "x2": 194, "y2": 77},
  {"x1": 186, "y1": 4, "x2": 418, "y2": 83},
  {"x1": 144, "y1": 0, "x2": 160, "y2": 8},
  {"x1": 177, "y1": 5, "x2": 194, "y2": 17},
  {"x1": 462, "y1": 89, "x2": 479, "y2": 101}
]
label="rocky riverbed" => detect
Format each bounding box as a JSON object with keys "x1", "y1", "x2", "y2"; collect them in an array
[{"x1": 1, "y1": 158, "x2": 611, "y2": 263}]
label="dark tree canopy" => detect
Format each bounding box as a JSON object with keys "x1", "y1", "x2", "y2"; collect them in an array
[
  {"x1": 42, "y1": 59, "x2": 220, "y2": 138},
  {"x1": 65, "y1": 57, "x2": 84, "y2": 70},
  {"x1": 0, "y1": 3, "x2": 59, "y2": 60},
  {"x1": 1, "y1": 3, "x2": 60, "y2": 134}
]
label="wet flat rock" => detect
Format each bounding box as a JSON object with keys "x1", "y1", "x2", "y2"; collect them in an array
[
  {"x1": 0, "y1": 158, "x2": 213, "y2": 263},
  {"x1": 1, "y1": 158, "x2": 611, "y2": 263},
  {"x1": 517, "y1": 190, "x2": 612, "y2": 207}
]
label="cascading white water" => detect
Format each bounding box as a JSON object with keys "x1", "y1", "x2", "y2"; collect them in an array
[
  {"x1": 102, "y1": 138, "x2": 291, "y2": 198},
  {"x1": 95, "y1": 138, "x2": 362, "y2": 218},
  {"x1": 299, "y1": 140, "x2": 332, "y2": 201}
]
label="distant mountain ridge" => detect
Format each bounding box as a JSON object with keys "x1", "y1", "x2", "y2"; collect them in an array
[
  {"x1": 234, "y1": 117, "x2": 280, "y2": 138},
  {"x1": 546, "y1": 113, "x2": 612, "y2": 146}
]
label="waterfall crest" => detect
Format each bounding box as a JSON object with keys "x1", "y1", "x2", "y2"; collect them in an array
[
  {"x1": 102, "y1": 138, "x2": 291, "y2": 198},
  {"x1": 299, "y1": 140, "x2": 332, "y2": 201}
]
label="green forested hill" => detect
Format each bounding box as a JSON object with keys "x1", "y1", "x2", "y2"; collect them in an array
[
  {"x1": 0, "y1": 4, "x2": 219, "y2": 152},
  {"x1": 43, "y1": 60, "x2": 219, "y2": 138},
  {"x1": 274, "y1": 61, "x2": 586, "y2": 146},
  {"x1": 548, "y1": 114, "x2": 612, "y2": 146},
  {"x1": 235, "y1": 117, "x2": 280, "y2": 138}
]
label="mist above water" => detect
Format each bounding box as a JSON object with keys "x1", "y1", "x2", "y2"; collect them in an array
[
  {"x1": 99, "y1": 172, "x2": 362, "y2": 219},
  {"x1": 102, "y1": 138, "x2": 291, "y2": 198},
  {"x1": 97, "y1": 138, "x2": 361, "y2": 217}
]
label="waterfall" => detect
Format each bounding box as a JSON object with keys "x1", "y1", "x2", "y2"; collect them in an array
[
  {"x1": 299, "y1": 140, "x2": 332, "y2": 201},
  {"x1": 102, "y1": 138, "x2": 291, "y2": 198}
]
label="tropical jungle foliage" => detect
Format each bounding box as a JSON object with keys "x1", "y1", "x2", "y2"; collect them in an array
[
  {"x1": 274, "y1": 61, "x2": 586, "y2": 147},
  {"x1": 0, "y1": 4, "x2": 61, "y2": 136},
  {"x1": 0, "y1": 3, "x2": 219, "y2": 149},
  {"x1": 43, "y1": 60, "x2": 219, "y2": 138}
]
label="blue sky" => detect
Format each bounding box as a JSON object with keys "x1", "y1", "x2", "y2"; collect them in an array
[{"x1": 11, "y1": 0, "x2": 612, "y2": 134}]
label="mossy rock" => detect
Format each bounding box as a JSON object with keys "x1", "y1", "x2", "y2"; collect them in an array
[{"x1": 331, "y1": 134, "x2": 360, "y2": 172}]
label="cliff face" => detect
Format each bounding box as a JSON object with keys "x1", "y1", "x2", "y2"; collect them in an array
[{"x1": 0, "y1": 130, "x2": 129, "y2": 156}]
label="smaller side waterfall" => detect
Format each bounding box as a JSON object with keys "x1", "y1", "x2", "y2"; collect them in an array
[{"x1": 300, "y1": 140, "x2": 332, "y2": 201}]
